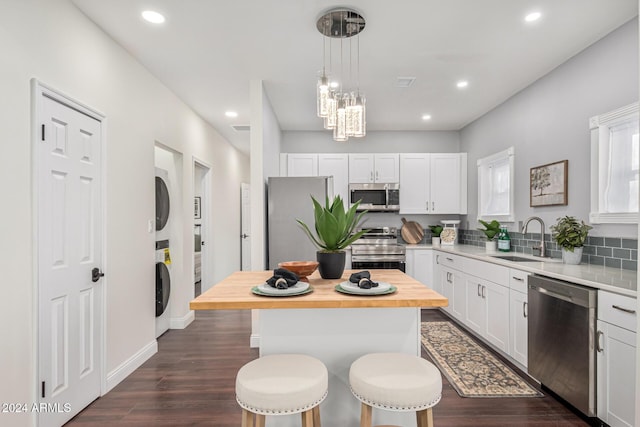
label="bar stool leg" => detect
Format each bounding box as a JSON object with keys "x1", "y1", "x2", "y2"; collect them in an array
[
  {"x1": 254, "y1": 414, "x2": 265, "y2": 427},
  {"x1": 416, "y1": 408, "x2": 433, "y2": 427},
  {"x1": 312, "y1": 405, "x2": 321, "y2": 427},
  {"x1": 301, "y1": 409, "x2": 314, "y2": 427},
  {"x1": 241, "y1": 409, "x2": 254, "y2": 427},
  {"x1": 360, "y1": 402, "x2": 372, "y2": 427}
]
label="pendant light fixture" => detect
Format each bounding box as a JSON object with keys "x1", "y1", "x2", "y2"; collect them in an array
[{"x1": 316, "y1": 8, "x2": 366, "y2": 142}]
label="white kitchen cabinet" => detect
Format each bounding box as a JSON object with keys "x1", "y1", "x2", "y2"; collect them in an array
[
  {"x1": 287, "y1": 153, "x2": 318, "y2": 177},
  {"x1": 597, "y1": 291, "x2": 637, "y2": 427},
  {"x1": 399, "y1": 153, "x2": 467, "y2": 214},
  {"x1": 464, "y1": 276, "x2": 510, "y2": 354},
  {"x1": 399, "y1": 153, "x2": 430, "y2": 214},
  {"x1": 348, "y1": 153, "x2": 399, "y2": 183},
  {"x1": 318, "y1": 153, "x2": 349, "y2": 203},
  {"x1": 439, "y1": 265, "x2": 466, "y2": 321},
  {"x1": 430, "y1": 153, "x2": 467, "y2": 214},
  {"x1": 508, "y1": 269, "x2": 529, "y2": 367},
  {"x1": 405, "y1": 248, "x2": 433, "y2": 288}
]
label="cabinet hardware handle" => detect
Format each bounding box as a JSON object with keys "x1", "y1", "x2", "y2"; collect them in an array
[
  {"x1": 376, "y1": 171, "x2": 379, "y2": 180},
  {"x1": 370, "y1": 171, "x2": 373, "y2": 181},
  {"x1": 435, "y1": 255, "x2": 440, "y2": 264},
  {"x1": 481, "y1": 285, "x2": 486, "y2": 298},
  {"x1": 477, "y1": 283, "x2": 481, "y2": 297},
  {"x1": 612, "y1": 305, "x2": 636, "y2": 314},
  {"x1": 596, "y1": 330, "x2": 604, "y2": 353},
  {"x1": 523, "y1": 302, "x2": 527, "y2": 318},
  {"x1": 432, "y1": 201, "x2": 435, "y2": 211},
  {"x1": 512, "y1": 276, "x2": 524, "y2": 282},
  {"x1": 446, "y1": 257, "x2": 454, "y2": 262}
]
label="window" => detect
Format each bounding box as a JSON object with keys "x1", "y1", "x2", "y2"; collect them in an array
[
  {"x1": 477, "y1": 147, "x2": 515, "y2": 222},
  {"x1": 590, "y1": 103, "x2": 639, "y2": 223}
]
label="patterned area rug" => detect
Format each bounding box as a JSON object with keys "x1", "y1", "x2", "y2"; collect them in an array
[{"x1": 421, "y1": 321, "x2": 543, "y2": 398}]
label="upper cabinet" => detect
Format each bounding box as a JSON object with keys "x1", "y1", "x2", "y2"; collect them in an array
[
  {"x1": 400, "y1": 153, "x2": 467, "y2": 214},
  {"x1": 287, "y1": 153, "x2": 318, "y2": 177},
  {"x1": 348, "y1": 153, "x2": 399, "y2": 183},
  {"x1": 317, "y1": 154, "x2": 349, "y2": 203}
]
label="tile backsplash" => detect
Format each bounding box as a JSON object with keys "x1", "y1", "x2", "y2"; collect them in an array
[{"x1": 456, "y1": 229, "x2": 638, "y2": 271}]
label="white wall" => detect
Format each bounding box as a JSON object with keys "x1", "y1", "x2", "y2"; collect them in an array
[
  {"x1": 250, "y1": 80, "x2": 282, "y2": 270},
  {"x1": 0, "y1": 1, "x2": 249, "y2": 424},
  {"x1": 282, "y1": 130, "x2": 460, "y2": 153},
  {"x1": 460, "y1": 18, "x2": 639, "y2": 237}
]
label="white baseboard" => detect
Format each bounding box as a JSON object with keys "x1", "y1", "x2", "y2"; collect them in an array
[
  {"x1": 105, "y1": 340, "x2": 157, "y2": 393},
  {"x1": 250, "y1": 333, "x2": 260, "y2": 348},
  {"x1": 170, "y1": 310, "x2": 195, "y2": 329}
]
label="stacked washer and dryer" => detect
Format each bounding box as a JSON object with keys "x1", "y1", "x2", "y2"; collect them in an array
[{"x1": 155, "y1": 167, "x2": 172, "y2": 338}]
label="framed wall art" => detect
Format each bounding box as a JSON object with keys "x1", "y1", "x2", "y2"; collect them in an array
[
  {"x1": 530, "y1": 160, "x2": 568, "y2": 207},
  {"x1": 194, "y1": 196, "x2": 201, "y2": 219}
]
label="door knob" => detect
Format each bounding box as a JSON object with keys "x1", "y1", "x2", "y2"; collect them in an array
[
  {"x1": 91, "y1": 268, "x2": 105, "y2": 283},
  {"x1": 241, "y1": 233, "x2": 250, "y2": 239}
]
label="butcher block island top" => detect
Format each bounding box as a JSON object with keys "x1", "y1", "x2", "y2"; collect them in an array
[{"x1": 190, "y1": 269, "x2": 447, "y2": 310}]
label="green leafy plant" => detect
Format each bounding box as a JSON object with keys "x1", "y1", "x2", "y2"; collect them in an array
[
  {"x1": 550, "y1": 216, "x2": 593, "y2": 252},
  {"x1": 429, "y1": 225, "x2": 443, "y2": 237},
  {"x1": 478, "y1": 220, "x2": 501, "y2": 241},
  {"x1": 296, "y1": 195, "x2": 368, "y2": 253}
]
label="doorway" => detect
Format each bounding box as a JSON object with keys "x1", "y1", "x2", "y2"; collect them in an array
[
  {"x1": 34, "y1": 81, "x2": 105, "y2": 427},
  {"x1": 194, "y1": 159, "x2": 211, "y2": 295}
]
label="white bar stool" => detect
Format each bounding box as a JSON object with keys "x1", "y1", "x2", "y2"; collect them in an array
[
  {"x1": 235, "y1": 354, "x2": 328, "y2": 427},
  {"x1": 349, "y1": 352, "x2": 442, "y2": 427}
]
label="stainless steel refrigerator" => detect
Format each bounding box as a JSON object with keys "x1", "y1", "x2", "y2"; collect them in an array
[{"x1": 267, "y1": 176, "x2": 333, "y2": 269}]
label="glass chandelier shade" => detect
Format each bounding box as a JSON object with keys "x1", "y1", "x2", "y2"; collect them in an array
[
  {"x1": 316, "y1": 72, "x2": 330, "y2": 118},
  {"x1": 316, "y1": 8, "x2": 366, "y2": 142}
]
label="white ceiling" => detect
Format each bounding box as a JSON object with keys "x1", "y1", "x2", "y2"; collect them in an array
[{"x1": 71, "y1": 0, "x2": 638, "y2": 154}]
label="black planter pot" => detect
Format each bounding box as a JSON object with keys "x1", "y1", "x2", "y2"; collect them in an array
[{"x1": 317, "y1": 251, "x2": 346, "y2": 279}]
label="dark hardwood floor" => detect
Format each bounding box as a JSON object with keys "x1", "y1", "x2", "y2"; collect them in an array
[{"x1": 66, "y1": 308, "x2": 589, "y2": 426}]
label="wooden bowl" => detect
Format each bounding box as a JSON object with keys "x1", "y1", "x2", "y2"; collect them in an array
[{"x1": 278, "y1": 261, "x2": 319, "y2": 282}]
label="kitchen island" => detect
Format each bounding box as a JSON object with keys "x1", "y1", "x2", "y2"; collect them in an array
[{"x1": 190, "y1": 269, "x2": 447, "y2": 427}]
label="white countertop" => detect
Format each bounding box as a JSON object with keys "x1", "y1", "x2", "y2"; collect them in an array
[{"x1": 403, "y1": 243, "x2": 637, "y2": 297}]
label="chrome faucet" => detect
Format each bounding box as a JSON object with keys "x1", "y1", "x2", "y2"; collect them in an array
[{"x1": 522, "y1": 217, "x2": 546, "y2": 257}]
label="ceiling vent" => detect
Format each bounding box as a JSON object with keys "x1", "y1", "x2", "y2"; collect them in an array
[
  {"x1": 395, "y1": 77, "x2": 416, "y2": 88},
  {"x1": 231, "y1": 124, "x2": 251, "y2": 132}
]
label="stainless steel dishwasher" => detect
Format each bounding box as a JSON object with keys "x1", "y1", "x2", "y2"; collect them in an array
[{"x1": 528, "y1": 275, "x2": 597, "y2": 417}]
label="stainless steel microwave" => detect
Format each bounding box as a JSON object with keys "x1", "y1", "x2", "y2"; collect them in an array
[{"x1": 349, "y1": 183, "x2": 400, "y2": 212}]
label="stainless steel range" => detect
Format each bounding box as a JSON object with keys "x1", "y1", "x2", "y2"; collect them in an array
[{"x1": 351, "y1": 227, "x2": 406, "y2": 272}]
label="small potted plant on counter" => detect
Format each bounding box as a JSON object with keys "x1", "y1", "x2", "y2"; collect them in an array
[
  {"x1": 297, "y1": 195, "x2": 368, "y2": 279},
  {"x1": 429, "y1": 225, "x2": 443, "y2": 246},
  {"x1": 478, "y1": 220, "x2": 501, "y2": 252},
  {"x1": 550, "y1": 215, "x2": 592, "y2": 265}
]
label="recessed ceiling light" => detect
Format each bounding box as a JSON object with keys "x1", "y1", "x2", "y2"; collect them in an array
[
  {"x1": 456, "y1": 80, "x2": 469, "y2": 89},
  {"x1": 330, "y1": 81, "x2": 339, "y2": 89},
  {"x1": 525, "y1": 12, "x2": 541, "y2": 22},
  {"x1": 225, "y1": 111, "x2": 238, "y2": 118},
  {"x1": 422, "y1": 114, "x2": 432, "y2": 121},
  {"x1": 142, "y1": 10, "x2": 165, "y2": 24}
]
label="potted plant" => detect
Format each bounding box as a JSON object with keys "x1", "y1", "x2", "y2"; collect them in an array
[
  {"x1": 429, "y1": 225, "x2": 443, "y2": 246},
  {"x1": 297, "y1": 195, "x2": 368, "y2": 279},
  {"x1": 478, "y1": 220, "x2": 501, "y2": 252},
  {"x1": 550, "y1": 215, "x2": 593, "y2": 265}
]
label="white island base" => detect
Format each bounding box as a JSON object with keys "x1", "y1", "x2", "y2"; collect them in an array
[{"x1": 259, "y1": 307, "x2": 423, "y2": 427}]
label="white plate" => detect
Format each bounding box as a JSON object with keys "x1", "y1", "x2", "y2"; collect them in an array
[
  {"x1": 339, "y1": 280, "x2": 391, "y2": 293},
  {"x1": 257, "y1": 281, "x2": 309, "y2": 295}
]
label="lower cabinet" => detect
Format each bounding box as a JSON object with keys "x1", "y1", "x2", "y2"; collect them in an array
[
  {"x1": 440, "y1": 265, "x2": 466, "y2": 320},
  {"x1": 465, "y1": 276, "x2": 510, "y2": 353},
  {"x1": 405, "y1": 248, "x2": 433, "y2": 288},
  {"x1": 596, "y1": 290, "x2": 637, "y2": 427},
  {"x1": 509, "y1": 289, "x2": 528, "y2": 367}
]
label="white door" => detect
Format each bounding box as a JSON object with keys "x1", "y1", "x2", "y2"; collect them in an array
[
  {"x1": 38, "y1": 92, "x2": 103, "y2": 426},
  {"x1": 287, "y1": 153, "x2": 318, "y2": 177},
  {"x1": 430, "y1": 154, "x2": 461, "y2": 213},
  {"x1": 399, "y1": 153, "x2": 429, "y2": 214},
  {"x1": 348, "y1": 153, "x2": 374, "y2": 183},
  {"x1": 509, "y1": 290, "x2": 528, "y2": 367},
  {"x1": 374, "y1": 153, "x2": 400, "y2": 183},
  {"x1": 241, "y1": 183, "x2": 251, "y2": 271},
  {"x1": 318, "y1": 154, "x2": 349, "y2": 203}
]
